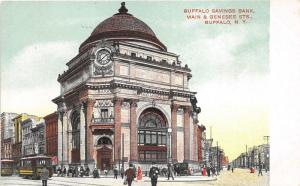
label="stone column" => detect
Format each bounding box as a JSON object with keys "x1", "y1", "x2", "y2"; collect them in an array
[
  {"x1": 171, "y1": 103, "x2": 179, "y2": 162},
  {"x1": 113, "y1": 98, "x2": 123, "y2": 163},
  {"x1": 80, "y1": 103, "x2": 86, "y2": 164},
  {"x1": 57, "y1": 112, "x2": 63, "y2": 164},
  {"x1": 62, "y1": 112, "x2": 68, "y2": 164},
  {"x1": 193, "y1": 121, "x2": 198, "y2": 161},
  {"x1": 86, "y1": 98, "x2": 95, "y2": 162},
  {"x1": 183, "y1": 106, "x2": 191, "y2": 162},
  {"x1": 130, "y1": 99, "x2": 138, "y2": 162}
]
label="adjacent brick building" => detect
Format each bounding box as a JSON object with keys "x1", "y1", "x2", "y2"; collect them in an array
[
  {"x1": 44, "y1": 112, "x2": 58, "y2": 165},
  {"x1": 197, "y1": 125, "x2": 206, "y2": 163}
]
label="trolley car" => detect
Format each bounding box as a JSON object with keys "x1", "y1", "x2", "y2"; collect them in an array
[
  {"x1": 1, "y1": 159, "x2": 14, "y2": 176},
  {"x1": 19, "y1": 156, "x2": 53, "y2": 179}
]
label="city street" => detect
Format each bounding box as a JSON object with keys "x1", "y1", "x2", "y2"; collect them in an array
[{"x1": 0, "y1": 168, "x2": 269, "y2": 186}]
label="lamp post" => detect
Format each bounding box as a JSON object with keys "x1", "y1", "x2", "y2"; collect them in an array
[
  {"x1": 122, "y1": 133, "x2": 124, "y2": 170},
  {"x1": 167, "y1": 127, "x2": 172, "y2": 164},
  {"x1": 216, "y1": 141, "x2": 219, "y2": 175}
]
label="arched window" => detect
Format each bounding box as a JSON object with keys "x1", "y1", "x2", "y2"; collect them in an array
[
  {"x1": 97, "y1": 137, "x2": 112, "y2": 145},
  {"x1": 138, "y1": 108, "x2": 168, "y2": 163}
]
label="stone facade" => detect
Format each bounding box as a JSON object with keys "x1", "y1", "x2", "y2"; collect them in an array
[
  {"x1": 12, "y1": 113, "x2": 40, "y2": 166},
  {"x1": 1, "y1": 112, "x2": 18, "y2": 159},
  {"x1": 31, "y1": 120, "x2": 46, "y2": 155},
  {"x1": 53, "y1": 3, "x2": 202, "y2": 171},
  {"x1": 21, "y1": 118, "x2": 45, "y2": 157}
]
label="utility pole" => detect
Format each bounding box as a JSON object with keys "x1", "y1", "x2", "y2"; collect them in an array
[
  {"x1": 118, "y1": 147, "x2": 120, "y2": 173},
  {"x1": 122, "y1": 133, "x2": 124, "y2": 170},
  {"x1": 216, "y1": 141, "x2": 219, "y2": 175},
  {"x1": 246, "y1": 145, "x2": 248, "y2": 168},
  {"x1": 263, "y1": 136, "x2": 270, "y2": 171},
  {"x1": 263, "y1": 136, "x2": 270, "y2": 144}
]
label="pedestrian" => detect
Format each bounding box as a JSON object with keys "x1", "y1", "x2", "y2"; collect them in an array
[
  {"x1": 57, "y1": 166, "x2": 61, "y2": 177},
  {"x1": 75, "y1": 166, "x2": 79, "y2": 177},
  {"x1": 125, "y1": 163, "x2": 135, "y2": 186},
  {"x1": 72, "y1": 167, "x2": 76, "y2": 177},
  {"x1": 207, "y1": 166, "x2": 211, "y2": 177},
  {"x1": 80, "y1": 166, "x2": 84, "y2": 177},
  {"x1": 137, "y1": 166, "x2": 143, "y2": 181},
  {"x1": 41, "y1": 164, "x2": 49, "y2": 186},
  {"x1": 120, "y1": 165, "x2": 124, "y2": 179},
  {"x1": 67, "y1": 167, "x2": 70, "y2": 177},
  {"x1": 113, "y1": 166, "x2": 118, "y2": 179},
  {"x1": 231, "y1": 166, "x2": 234, "y2": 173},
  {"x1": 86, "y1": 166, "x2": 90, "y2": 176},
  {"x1": 93, "y1": 168, "x2": 99, "y2": 178},
  {"x1": 211, "y1": 166, "x2": 215, "y2": 177},
  {"x1": 258, "y1": 164, "x2": 263, "y2": 176},
  {"x1": 63, "y1": 166, "x2": 66, "y2": 177},
  {"x1": 167, "y1": 163, "x2": 174, "y2": 180},
  {"x1": 104, "y1": 167, "x2": 108, "y2": 176},
  {"x1": 202, "y1": 165, "x2": 207, "y2": 176},
  {"x1": 149, "y1": 162, "x2": 159, "y2": 186}
]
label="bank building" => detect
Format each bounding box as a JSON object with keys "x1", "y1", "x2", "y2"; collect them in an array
[{"x1": 53, "y1": 2, "x2": 203, "y2": 171}]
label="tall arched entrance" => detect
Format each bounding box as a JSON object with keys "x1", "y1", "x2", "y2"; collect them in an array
[
  {"x1": 71, "y1": 110, "x2": 80, "y2": 163},
  {"x1": 96, "y1": 137, "x2": 113, "y2": 170},
  {"x1": 137, "y1": 108, "x2": 168, "y2": 163}
]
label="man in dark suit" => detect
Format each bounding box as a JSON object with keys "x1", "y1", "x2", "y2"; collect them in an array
[
  {"x1": 149, "y1": 162, "x2": 159, "y2": 186},
  {"x1": 41, "y1": 165, "x2": 49, "y2": 186},
  {"x1": 125, "y1": 163, "x2": 135, "y2": 186},
  {"x1": 167, "y1": 163, "x2": 174, "y2": 180}
]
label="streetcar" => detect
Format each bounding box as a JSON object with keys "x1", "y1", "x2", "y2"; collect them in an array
[
  {"x1": 1, "y1": 159, "x2": 14, "y2": 176},
  {"x1": 19, "y1": 155, "x2": 53, "y2": 179}
]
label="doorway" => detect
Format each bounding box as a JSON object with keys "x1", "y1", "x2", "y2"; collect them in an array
[{"x1": 97, "y1": 146, "x2": 112, "y2": 171}]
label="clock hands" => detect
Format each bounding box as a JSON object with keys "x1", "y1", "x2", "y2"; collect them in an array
[
  {"x1": 95, "y1": 49, "x2": 111, "y2": 65},
  {"x1": 100, "y1": 53, "x2": 109, "y2": 61}
]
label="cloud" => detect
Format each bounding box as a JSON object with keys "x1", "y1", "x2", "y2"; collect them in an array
[
  {"x1": 169, "y1": 27, "x2": 248, "y2": 83},
  {"x1": 1, "y1": 41, "x2": 78, "y2": 116}
]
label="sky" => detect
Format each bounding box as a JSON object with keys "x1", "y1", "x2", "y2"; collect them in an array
[{"x1": 0, "y1": 1, "x2": 269, "y2": 161}]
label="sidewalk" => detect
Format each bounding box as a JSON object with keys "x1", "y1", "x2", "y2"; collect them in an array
[{"x1": 53, "y1": 174, "x2": 217, "y2": 182}]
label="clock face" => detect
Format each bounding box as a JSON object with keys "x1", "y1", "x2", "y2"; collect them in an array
[{"x1": 95, "y1": 49, "x2": 111, "y2": 66}]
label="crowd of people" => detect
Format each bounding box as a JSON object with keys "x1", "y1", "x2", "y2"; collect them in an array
[
  {"x1": 52, "y1": 162, "x2": 174, "y2": 186},
  {"x1": 41, "y1": 162, "x2": 224, "y2": 186},
  {"x1": 200, "y1": 165, "x2": 218, "y2": 177},
  {"x1": 56, "y1": 165, "x2": 90, "y2": 177}
]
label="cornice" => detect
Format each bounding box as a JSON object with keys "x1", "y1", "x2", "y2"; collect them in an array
[
  {"x1": 114, "y1": 53, "x2": 191, "y2": 73},
  {"x1": 58, "y1": 56, "x2": 91, "y2": 82},
  {"x1": 54, "y1": 79, "x2": 197, "y2": 105},
  {"x1": 117, "y1": 41, "x2": 178, "y2": 57}
]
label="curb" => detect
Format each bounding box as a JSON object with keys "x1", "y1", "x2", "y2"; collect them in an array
[{"x1": 143, "y1": 177, "x2": 218, "y2": 182}]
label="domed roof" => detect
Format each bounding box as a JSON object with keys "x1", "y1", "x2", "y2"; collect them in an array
[{"x1": 79, "y1": 2, "x2": 167, "y2": 52}]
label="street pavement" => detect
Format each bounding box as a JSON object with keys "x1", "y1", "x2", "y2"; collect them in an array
[{"x1": 0, "y1": 168, "x2": 269, "y2": 186}]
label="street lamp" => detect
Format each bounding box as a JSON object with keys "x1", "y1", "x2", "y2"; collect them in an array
[{"x1": 167, "y1": 127, "x2": 172, "y2": 163}]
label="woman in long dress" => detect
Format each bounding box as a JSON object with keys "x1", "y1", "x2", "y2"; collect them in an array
[{"x1": 137, "y1": 166, "x2": 143, "y2": 181}]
